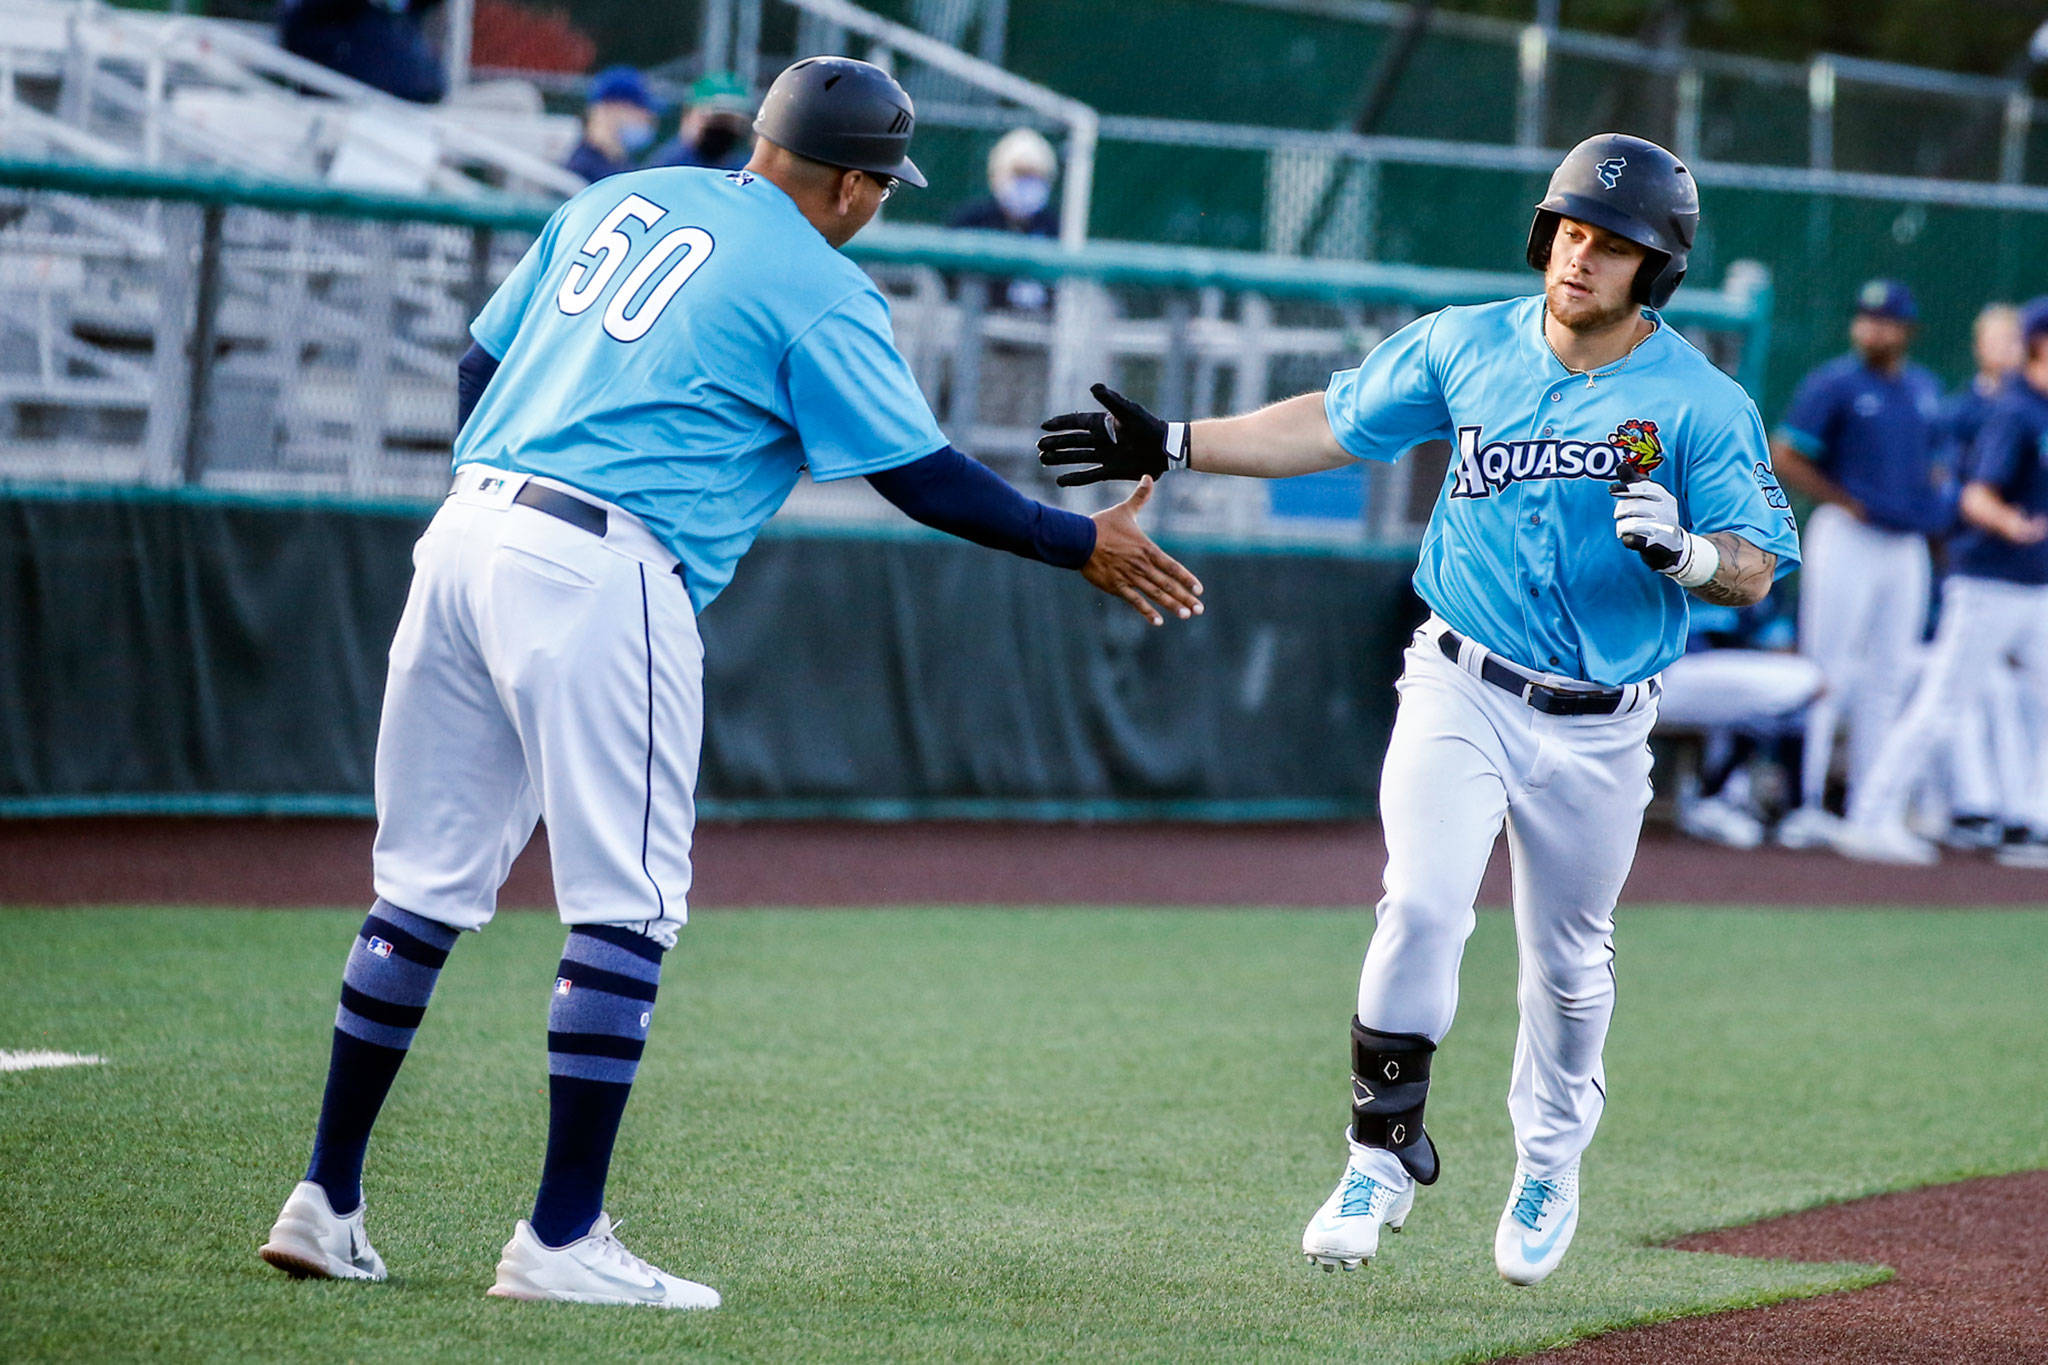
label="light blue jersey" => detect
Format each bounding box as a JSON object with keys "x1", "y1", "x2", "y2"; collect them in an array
[
  {"x1": 457, "y1": 167, "x2": 947, "y2": 609},
  {"x1": 1325, "y1": 295, "x2": 1800, "y2": 685}
]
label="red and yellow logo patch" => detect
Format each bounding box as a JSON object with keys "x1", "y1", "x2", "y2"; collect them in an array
[{"x1": 1608, "y1": 418, "x2": 1664, "y2": 474}]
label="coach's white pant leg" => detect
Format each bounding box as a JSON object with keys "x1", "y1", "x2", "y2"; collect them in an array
[
  {"x1": 2004, "y1": 595, "x2": 2048, "y2": 831},
  {"x1": 474, "y1": 509, "x2": 702, "y2": 938},
  {"x1": 1850, "y1": 577, "x2": 2011, "y2": 830},
  {"x1": 1357, "y1": 641, "x2": 1511, "y2": 1044},
  {"x1": 371, "y1": 504, "x2": 541, "y2": 931},
  {"x1": 1847, "y1": 535, "x2": 1930, "y2": 789},
  {"x1": 1502, "y1": 704, "x2": 1655, "y2": 1176},
  {"x1": 1794, "y1": 506, "x2": 1857, "y2": 809},
  {"x1": 1654, "y1": 650, "x2": 1824, "y2": 729},
  {"x1": 1795, "y1": 508, "x2": 1928, "y2": 808}
]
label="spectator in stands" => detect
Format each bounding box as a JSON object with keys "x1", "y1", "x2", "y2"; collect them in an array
[
  {"x1": 1655, "y1": 598, "x2": 1824, "y2": 849},
  {"x1": 565, "y1": 66, "x2": 660, "y2": 185},
  {"x1": 949, "y1": 128, "x2": 1060, "y2": 313},
  {"x1": 1768, "y1": 280, "x2": 1948, "y2": 851},
  {"x1": 647, "y1": 72, "x2": 755, "y2": 171},
  {"x1": 279, "y1": 0, "x2": 448, "y2": 105}
]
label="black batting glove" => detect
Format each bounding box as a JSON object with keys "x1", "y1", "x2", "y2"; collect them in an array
[{"x1": 1037, "y1": 383, "x2": 1187, "y2": 487}]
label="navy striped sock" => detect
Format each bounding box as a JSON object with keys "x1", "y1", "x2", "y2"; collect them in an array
[
  {"x1": 304, "y1": 900, "x2": 458, "y2": 1214},
  {"x1": 530, "y1": 924, "x2": 665, "y2": 1247}
]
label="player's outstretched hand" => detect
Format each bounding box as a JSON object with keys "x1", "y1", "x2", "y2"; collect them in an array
[
  {"x1": 1039, "y1": 384, "x2": 1176, "y2": 486},
  {"x1": 1083, "y1": 476, "x2": 1204, "y2": 626}
]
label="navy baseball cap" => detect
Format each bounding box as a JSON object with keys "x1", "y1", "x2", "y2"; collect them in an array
[
  {"x1": 2019, "y1": 296, "x2": 2048, "y2": 345},
  {"x1": 587, "y1": 66, "x2": 657, "y2": 112},
  {"x1": 1855, "y1": 278, "x2": 1918, "y2": 324}
]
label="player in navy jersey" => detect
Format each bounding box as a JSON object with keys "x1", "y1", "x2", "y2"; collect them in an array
[
  {"x1": 1770, "y1": 281, "x2": 1948, "y2": 850},
  {"x1": 1842, "y1": 296, "x2": 2048, "y2": 866}
]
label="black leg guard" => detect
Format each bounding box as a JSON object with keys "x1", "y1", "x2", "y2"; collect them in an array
[{"x1": 1348, "y1": 1018, "x2": 1440, "y2": 1186}]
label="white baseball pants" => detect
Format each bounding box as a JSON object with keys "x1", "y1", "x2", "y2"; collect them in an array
[
  {"x1": 1795, "y1": 505, "x2": 1931, "y2": 808},
  {"x1": 1850, "y1": 574, "x2": 2048, "y2": 832},
  {"x1": 371, "y1": 466, "x2": 702, "y2": 943},
  {"x1": 1354, "y1": 619, "x2": 1655, "y2": 1181},
  {"x1": 1656, "y1": 649, "x2": 1824, "y2": 729}
]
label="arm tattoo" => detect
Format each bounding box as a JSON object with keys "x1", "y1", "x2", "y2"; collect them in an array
[{"x1": 1689, "y1": 532, "x2": 1775, "y2": 606}]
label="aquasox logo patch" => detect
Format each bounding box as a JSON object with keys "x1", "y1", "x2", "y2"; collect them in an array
[{"x1": 1450, "y1": 418, "x2": 1665, "y2": 498}]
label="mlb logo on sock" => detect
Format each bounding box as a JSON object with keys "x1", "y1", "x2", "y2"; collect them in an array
[
  {"x1": 367, "y1": 936, "x2": 394, "y2": 960},
  {"x1": 555, "y1": 977, "x2": 572, "y2": 996}
]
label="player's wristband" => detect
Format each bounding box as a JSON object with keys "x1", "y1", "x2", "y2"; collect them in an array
[
  {"x1": 1667, "y1": 532, "x2": 1720, "y2": 589},
  {"x1": 1162, "y1": 422, "x2": 1191, "y2": 472}
]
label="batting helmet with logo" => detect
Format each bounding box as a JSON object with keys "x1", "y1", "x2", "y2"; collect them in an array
[
  {"x1": 752, "y1": 56, "x2": 926, "y2": 188},
  {"x1": 1526, "y1": 133, "x2": 1697, "y2": 309}
]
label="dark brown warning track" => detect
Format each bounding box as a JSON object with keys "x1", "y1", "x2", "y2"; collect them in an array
[
  {"x1": 1510, "y1": 1170, "x2": 2048, "y2": 1364},
  {"x1": 2, "y1": 816, "x2": 2046, "y2": 909}
]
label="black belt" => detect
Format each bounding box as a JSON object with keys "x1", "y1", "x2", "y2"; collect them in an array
[
  {"x1": 508, "y1": 480, "x2": 689, "y2": 587},
  {"x1": 514, "y1": 482, "x2": 607, "y2": 536},
  {"x1": 1437, "y1": 629, "x2": 1629, "y2": 716}
]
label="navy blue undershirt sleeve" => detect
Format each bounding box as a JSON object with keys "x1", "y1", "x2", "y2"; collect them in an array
[
  {"x1": 866, "y1": 445, "x2": 1097, "y2": 569},
  {"x1": 456, "y1": 340, "x2": 501, "y2": 431}
]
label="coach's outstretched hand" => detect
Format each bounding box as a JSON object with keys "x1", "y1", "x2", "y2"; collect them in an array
[
  {"x1": 1039, "y1": 384, "x2": 1181, "y2": 486},
  {"x1": 1083, "y1": 477, "x2": 1203, "y2": 625}
]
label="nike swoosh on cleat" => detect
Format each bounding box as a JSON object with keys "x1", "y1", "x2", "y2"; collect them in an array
[{"x1": 1520, "y1": 1213, "x2": 1572, "y2": 1263}]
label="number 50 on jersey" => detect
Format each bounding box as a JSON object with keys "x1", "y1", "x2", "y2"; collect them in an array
[{"x1": 557, "y1": 193, "x2": 716, "y2": 343}]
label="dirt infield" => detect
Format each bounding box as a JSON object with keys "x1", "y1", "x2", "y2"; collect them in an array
[
  {"x1": 1511, "y1": 1170, "x2": 2048, "y2": 1364},
  {"x1": 2, "y1": 816, "x2": 2046, "y2": 909}
]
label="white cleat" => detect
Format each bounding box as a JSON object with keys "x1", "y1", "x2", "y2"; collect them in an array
[
  {"x1": 1678, "y1": 796, "x2": 1766, "y2": 850},
  {"x1": 1494, "y1": 1162, "x2": 1580, "y2": 1286},
  {"x1": 1773, "y1": 805, "x2": 1845, "y2": 850},
  {"x1": 1302, "y1": 1157, "x2": 1415, "y2": 1271},
  {"x1": 487, "y1": 1213, "x2": 721, "y2": 1310},
  {"x1": 259, "y1": 1180, "x2": 388, "y2": 1282},
  {"x1": 1829, "y1": 821, "x2": 1939, "y2": 867}
]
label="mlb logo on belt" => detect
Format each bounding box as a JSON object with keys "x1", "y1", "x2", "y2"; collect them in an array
[{"x1": 366, "y1": 936, "x2": 394, "y2": 960}]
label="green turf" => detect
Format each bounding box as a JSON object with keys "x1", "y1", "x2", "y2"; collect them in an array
[{"x1": 2, "y1": 905, "x2": 2044, "y2": 1363}]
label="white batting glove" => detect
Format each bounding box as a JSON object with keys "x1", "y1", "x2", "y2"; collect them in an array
[{"x1": 1611, "y1": 479, "x2": 1719, "y2": 588}]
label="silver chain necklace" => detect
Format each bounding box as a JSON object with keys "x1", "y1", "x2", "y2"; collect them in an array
[{"x1": 1545, "y1": 314, "x2": 1657, "y2": 389}]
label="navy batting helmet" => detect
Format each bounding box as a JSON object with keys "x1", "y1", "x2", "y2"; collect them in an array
[
  {"x1": 753, "y1": 56, "x2": 926, "y2": 188},
  {"x1": 1526, "y1": 133, "x2": 1697, "y2": 309}
]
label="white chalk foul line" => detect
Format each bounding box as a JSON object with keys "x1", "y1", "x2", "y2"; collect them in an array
[{"x1": 0, "y1": 1049, "x2": 107, "y2": 1073}]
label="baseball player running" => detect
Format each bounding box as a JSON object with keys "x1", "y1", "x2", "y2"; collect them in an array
[
  {"x1": 258, "y1": 56, "x2": 1200, "y2": 1308},
  {"x1": 1040, "y1": 134, "x2": 1798, "y2": 1285}
]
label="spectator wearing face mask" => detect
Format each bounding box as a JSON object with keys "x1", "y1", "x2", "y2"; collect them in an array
[
  {"x1": 647, "y1": 72, "x2": 755, "y2": 171},
  {"x1": 949, "y1": 128, "x2": 1060, "y2": 312},
  {"x1": 565, "y1": 65, "x2": 659, "y2": 185}
]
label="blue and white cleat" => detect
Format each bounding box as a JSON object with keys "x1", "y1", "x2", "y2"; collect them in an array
[
  {"x1": 1494, "y1": 1161, "x2": 1580, "y2": 1285},
  {"x1": 1302, "y1": 1155, "x2": 1415, "y2": 1271}
]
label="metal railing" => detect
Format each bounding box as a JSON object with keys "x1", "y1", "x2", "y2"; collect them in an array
[
  {"x1": 0, "y1": 157, "x2": 1772, "y2": 544},
  {"x1": 0, "y1": 0, "x2": 583, "y2": 199}
]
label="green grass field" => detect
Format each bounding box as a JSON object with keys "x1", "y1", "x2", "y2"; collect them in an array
[{"x1": 3, "y1": 905, "x2": 2045, "y2": 1363}]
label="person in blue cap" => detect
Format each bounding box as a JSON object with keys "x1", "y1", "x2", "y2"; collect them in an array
[
  {"x1": 1769, "y1": 279, "x2": 1948, "y2": 853},
  {"x1": 1840, "y1": 296, "x2": 2048, "y2": 865},
  {"x1": 565, "y1": 66, "x2": 660, "y2": 185}
]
